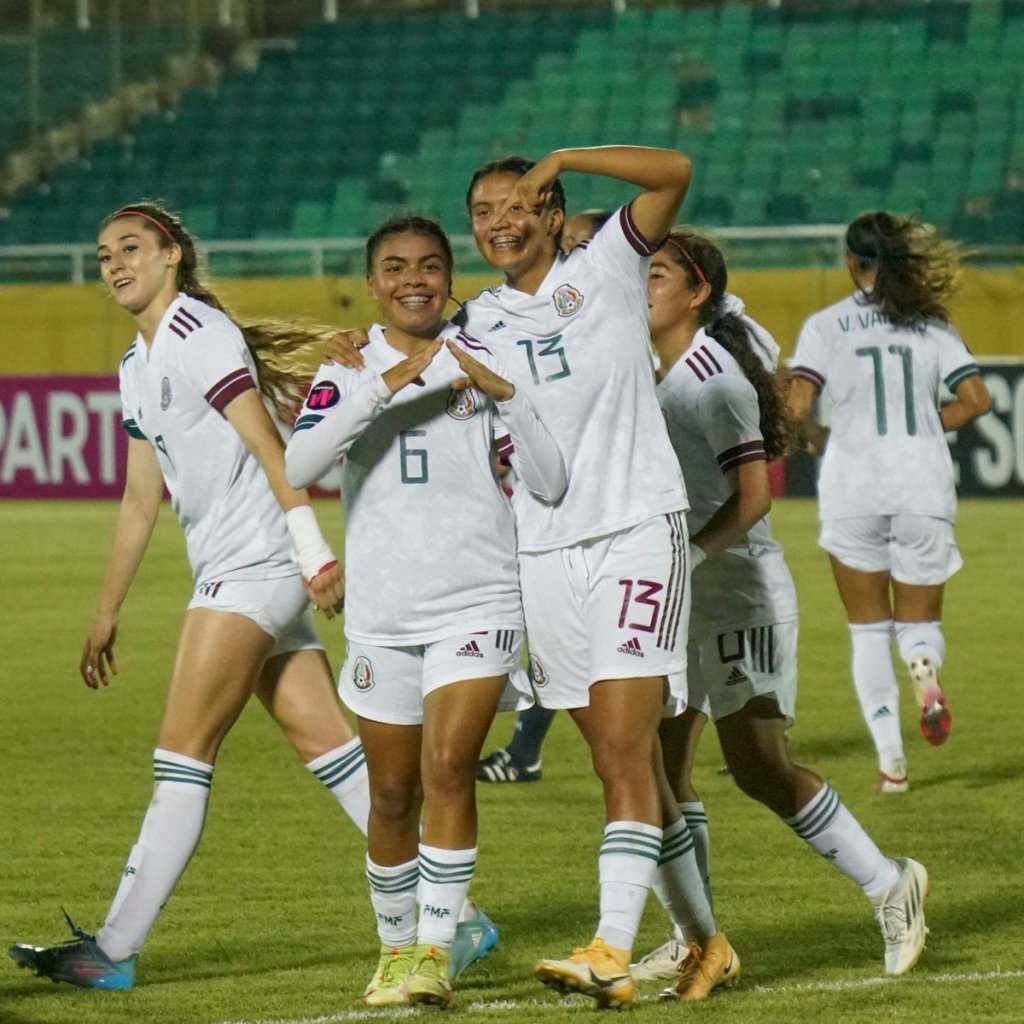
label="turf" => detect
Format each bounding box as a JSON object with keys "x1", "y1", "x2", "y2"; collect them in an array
[{"x1": 1, "y1": 498, "x2": 1022, "y2": 1024}]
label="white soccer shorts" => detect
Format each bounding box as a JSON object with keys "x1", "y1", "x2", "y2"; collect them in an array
[
  {"x1": 820, "y1": 514, "x2": 963, "y2": 585},
  {"x1": 187, "y1": 573, "x2": 322, "y2": 655},
  {"x1": 677, "y1": 617, "x2": 798, "y2": 724},
  {"x1": 339, "y1": 630, "x2": 528, "y2": 725},
  {"x1": 518, "y1": 513, "x2": 690, "y2": 710}
]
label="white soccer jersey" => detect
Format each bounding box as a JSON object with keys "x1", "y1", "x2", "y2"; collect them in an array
[
  {"x1": 459, "y1": 204, "x2": 688, "y2": 552},
  {"x1": 658, "y1": 330, "x2": 797, "y2": 634},
  {"x1": 286, "y1": 322, "x2": 555, "y2": 646},
  {"x1": 792, "y1": 293, "x2": 980, "y2": 522},
  {"x1": 119, "y1": 293, "x2": 293, "y2": 583}
]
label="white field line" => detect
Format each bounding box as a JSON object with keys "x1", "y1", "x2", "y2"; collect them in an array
[{"x1": 213, "y1": 968, "x2": 1024, "y2": 1024}]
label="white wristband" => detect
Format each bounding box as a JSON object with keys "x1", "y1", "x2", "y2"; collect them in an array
[
  {"x1": 285, "y1": 505, "x2": 336, "y2": 580},
  {"x1": 690, "y1": 543, "x2": 707, "y2": 570}
]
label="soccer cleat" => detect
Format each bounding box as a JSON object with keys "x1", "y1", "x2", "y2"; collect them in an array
[
  {"x1": 909, "y1": 657, "x2": 951, "y2": 746},
  {"x1": 630, "y1": 935, "x2": 690, "y2": 981},
  {"x1": 658, "y1": 933, "x2": 740, "y2": 1001},
  {"x1": 872, "y1": 758, "x2": 910, "y2": 795},
  {"x1": 402, "y1": 943, "x2": 452, "y2": 1007},
  {"x1": 476, "y1": 747, "x2": 542, "y2": 783},
  {"x1": 875, "y1": 857, "x2": 929, "y2": 975},
  {"x1": 450, "y1": 901, "x2": 499, "y2": 980},
  {"x1": 535, "y1": 937, "x2": 635, "y2": 1010},
  {"x1": 8, "y1": 911, "x2": 136, "y2": 990},
  {"x1": 361, "y1": 943, "x2": 415, "y2": 1007}
]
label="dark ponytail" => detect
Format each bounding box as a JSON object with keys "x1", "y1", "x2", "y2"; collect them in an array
[
  {"x1": 846, "y1": 210, "x2": 962, "y2": 328},
  {"x1": 664, "y1": 230, "x2": 790, "y2": 460},
  {"x1": 101, "y1": 201, "x2": 335, "y2": 414}
]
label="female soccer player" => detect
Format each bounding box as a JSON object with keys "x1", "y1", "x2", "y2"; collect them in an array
[
  {"x1": 285, "y1": 216, "x2": 566, "y2": 1008},
  {"x1": 9, "y1": 203, "x2": 370, "y2": 990},
  {"x1": 461, "y1": 148, "x2": 732, "y2": 1008},
  {"x1": 477, "y1": 208, "x2": 610, "y2": 786},
  {"x1": 637, "y1": 228, "x2": 929, "y2": 989},
  {"x1": 324, "y1": 152, "x2": 727, "y2": 1008},
  {"x1": 789, "y1": 212, "x2": 991, "y2": 790}
]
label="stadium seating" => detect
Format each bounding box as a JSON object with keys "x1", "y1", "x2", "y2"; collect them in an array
[{"x1": 0, "y1": 2, "x2": 1022, "y2": 247}]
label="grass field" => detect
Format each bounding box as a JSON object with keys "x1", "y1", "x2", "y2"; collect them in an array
[{"x1": 2, "y1": 497, "x2": 1022, "y2": 1024}]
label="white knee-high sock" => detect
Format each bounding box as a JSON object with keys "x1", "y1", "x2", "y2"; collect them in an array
[
  {"x1": 784, "y1": 783, "x2": 900, "y2": 903},
  {"x1": 652, "y1": 816, "x2": 716, "y2": 942},
  {"x1": 595, "y1": 821, "x2": 663, "y2": 952},
  {"x1": 417, "y1": 845, "x2": 476, "y2": 947},
  {"x1": 680, "y1": 801, "x2": 712, "y2": 907},
  {"x1": 96, "y1": 749, "x2": 213, "y2": 962},
  {"x1": 306, "y1": 737, "x2": 370, "y2": 835},
  {"x1": 366, "y1": 854, "x2": 419, "y2": 948},
  {"x1": 894, "y1": 621, "x2": 945, "y2": 670},
  {"x1": 849, "y1": 621, "x2": 904, "y2": 770}
]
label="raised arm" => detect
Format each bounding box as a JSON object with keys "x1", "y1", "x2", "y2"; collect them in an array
[
  {"x1": 81, "y1": 438, "x2": 165, "y2": 687},
  {"x1": 501, "y1": 145, "x2": 692, "y2": 249},
  {"x1": 224, "y1": 389, "x2": 344, "y2": 617}
]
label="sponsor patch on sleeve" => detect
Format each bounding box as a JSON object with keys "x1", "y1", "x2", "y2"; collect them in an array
[{"x1": 306, "y1": 380, "x2": 342, "y2": 410}]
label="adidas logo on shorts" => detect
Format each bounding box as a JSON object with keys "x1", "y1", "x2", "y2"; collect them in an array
[
  {"x1": 457, "y1": 640, "x2": 484, "y2": 658},
  {"x1": 617, "y1": 637, "x2": 644, "y2": 657},
  {"x1": 725, "y1": 666, "x2": 748, "y2": 686}
]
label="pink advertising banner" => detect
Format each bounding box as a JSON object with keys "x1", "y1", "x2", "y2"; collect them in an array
[
  {"x1": 0, "y1": 375, "x2": 342, "y2": 500},
  {"x1": 0, "y1": 376, "x2": 128, "y2": 499}
]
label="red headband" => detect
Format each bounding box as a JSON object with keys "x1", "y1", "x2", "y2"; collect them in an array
[
  {"x1": 111, "y1": 208, "x2": 176, "y2": 244},
  {"x1": 664, "y1": 236, "x2": 708, "y2": 287}
]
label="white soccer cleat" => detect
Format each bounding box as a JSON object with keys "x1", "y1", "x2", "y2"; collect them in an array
[
  {"x1": 630, "y1": 936, "x2": 690, "y2": 980},
  {"x1": 875, "y1": 857, "x2": 929, "y2": 975},
  {"x1": 872, "y1": 758, "x2": 909, "y2": 795}
]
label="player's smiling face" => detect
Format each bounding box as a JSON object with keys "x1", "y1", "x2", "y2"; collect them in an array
[
  {"x1": 97, "y1": 218, "x2": 180, "y2": 315},
  {"x1": 647, "y1": 249, "x2": 703, "y2": 340},
  {"x1": 367, "y1": 230, "x2": 450, "y2": 339},
  {"x1": 469, "y1": 172, "x2": 562, "y2": 290}
]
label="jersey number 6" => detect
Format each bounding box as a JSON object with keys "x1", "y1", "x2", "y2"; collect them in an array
[{"x1": 399, "y1": 430, "x2": 428, "y2": 484}]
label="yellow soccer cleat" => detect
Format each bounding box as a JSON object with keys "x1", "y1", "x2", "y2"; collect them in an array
[
  {"x1": 402, "y1": 943, "x2": 452, "y2": 1007},
  {"x1": 535, "y1": 937, "x2": 635, "y2": 1010},
  {"x1": 659, "y1": 932, "x2": 740, "y2": 1001},
  {"x1": 361, "y1": 943, "x2": 415, "y2": 1007}
]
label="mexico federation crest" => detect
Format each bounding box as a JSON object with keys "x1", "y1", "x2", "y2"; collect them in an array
[
  {"x1": 529, "y1": 657, "x2": 549, "y2": 688},
  {"x1": 552, "y1": 283, "x2": 584, "y2": 317},
  {"x1": 446, "y1": 386, "x2": 479, "y2": 420},
  {"x1": 352, "y1": 656, "x2": 374, "y2": 691},
  {"x1": 160, "y1": 377, "x2": 172, "y2": 410}
]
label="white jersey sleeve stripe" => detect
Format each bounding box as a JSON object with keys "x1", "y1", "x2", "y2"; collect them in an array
[
  {"x1": 944, "y1": 363, "x2": 980, "y2": 390},
  {"x1": 688, "y1": 345, "x2": 724, "y2": 380},
  {"x1": 122, "y1": 417, "x2": 146, "y2": 440},
  {"x1": 718, "y1": 439, "x2": 767, "y2": 473},
  {"x1": 177, "y1": 306, "x2": 203, "y2": 330},
  {"x1": 791, "y1": 364, "x2": 826, "y2": 389},
  {"x1": 619, "y1": 203, "x2": 660, "y2": 257},
  {"x1": 204, "y1": 367, "x2": 256, "y2": 411}
]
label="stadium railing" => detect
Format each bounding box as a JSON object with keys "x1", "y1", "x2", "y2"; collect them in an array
[{"x1": 0, "y1": 225, "x2": 851, "y2": 285}]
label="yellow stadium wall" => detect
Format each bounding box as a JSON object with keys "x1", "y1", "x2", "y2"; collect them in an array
[{"x1": 2, "y1": 266, "x2": 1022, "y2": 375}]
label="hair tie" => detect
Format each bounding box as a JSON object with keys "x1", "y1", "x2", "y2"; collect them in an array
[
  {"x1": 664, "y1": 236, "x2": 709, "y2": 286},
  {"x1": 112, "y1": 208, "x2": 176, "y2": 244}
]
